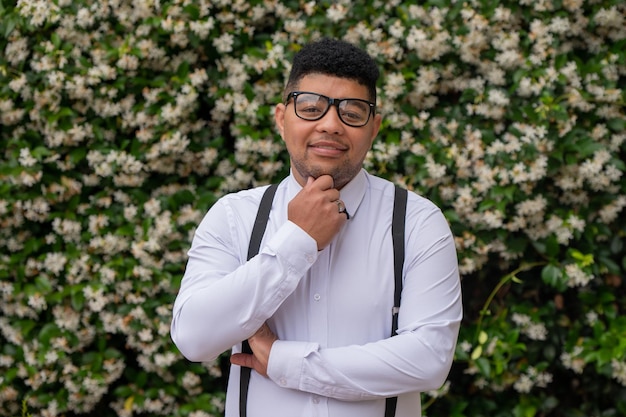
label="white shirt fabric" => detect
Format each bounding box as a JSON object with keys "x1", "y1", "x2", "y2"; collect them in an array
[{"x1": 171, "y1": 169, "x2": 463, "y2": 417}]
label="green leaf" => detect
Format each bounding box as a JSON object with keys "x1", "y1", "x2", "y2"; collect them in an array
[
  {"x1": 599, "y1": 256, "x2": 621, "y2": 275},
  {"x1": 35, "y1": 275, "x2": 53, "y2": 292},
  {"x1": 71, "y1": 290, "x2": 85, "y2": 310},
  {"x1": 38, "y1": 323, "x2": 60, "y2": 344},
  {"x1": 570, "y1": 249, "x2": 594, "y2": 267},
  {"x1": 607, "y1": 118, "x2": 626, "y2": 132},
  {"x1": 471, "y1": 345, "x2": 483, "y2": 360},
  {"x1": 475, "y1": 357, "x2": 491, "y2": 376},
  {"x1": 541, "y1": 264, "x2": 563, "y2": 288}
]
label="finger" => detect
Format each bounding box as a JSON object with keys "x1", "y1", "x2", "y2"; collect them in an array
[
  {"x1": 230, "y1": 353, "x2": 255, "y2": 369},
  {"x1": 311, "y1": 174, "x2": 334, "y2": 191}
]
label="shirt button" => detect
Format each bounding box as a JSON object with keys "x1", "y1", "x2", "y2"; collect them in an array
[
  {"x1": 306, "y1": 254, "x2": 315, "y2": 263},
  {"x1": 312, "y1": 396, "x2": 320, "y2": 404},
  {"x1": 313, "y1": 293, "x2": 321, "y2": 301},
  {"x1": 279, "y1": 377, "x2": 287, "y2": 386}
]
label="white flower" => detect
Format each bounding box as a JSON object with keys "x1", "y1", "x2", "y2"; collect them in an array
[
  {"x1": 144, "y1": 198, "x2": 161, "y2": 217},
  {"x1": 383, "y1": 20, "x2": 402, "y2": 41},
  {"x1": 190, "y1": 18, "x2": 215, "y2": 39},
  {"x1": 459, "y1": 340, "x2": 473, "y2": 353},
  {"x1": 326, "y1": 3, "x2": 348, "y2": 23},
  {"x1": 52, "y1": 218, "x2": 81, "y2": 243},
  {"x1": 18, "y1": 148, "x2": 38, "y2": 167},
  {"x1": 44, "y1": 252, "x2": 67, "y2": 276},
  {"x1": 44, "y1": 350, "x2": 59, "y2": 365},
  {"x1": 525, "y1": 323, "x2": 548, "y2": 341},
  {"x1": 598, "y1": 195, "x2": 626, "y2": 224},
  {"x1": 384, "y1": 72, "x2": 405, "y2": 99},
  {"x1": 137, "y1": 328, "x2": 153, "y2": 343},
  {"x1": 88, "y1": 214, "x2": 109, "y2": 234},
  {"x1": 8, "y1": 73, "x2": 27, "y2": 92},
  {"x1": 512, "y1": 313, "x2": 531, "y2": 326},
  {"x1": 27, "y1": 293, "x2": 47, "y2": 311},
  {"x1": 425, "y1": 155, "x2": 446, "y2": 180},
  {"x1": 561, "y1": 347, "x2": 585, "y2": 374},
  {"x1": 17, "y1": 0, "x2": 61, "y2": 26},
  {"x1": 611, "y1": 359, "x2": 626, "y2": 386},
  {"x1": 213, "y1": 32, "x2": 234, "y2": 53},
  {"x1": 182, "y1": 371, "x2": 202, "y2": 389},
  {"x1": 513, "y1": 374, "x2": 533, "y2": 393},
  {"x1": 549, "y1": 16, "x2": 570, "y2": 34},
  {"x1": 4, "y1": 36, "x2": 29, "y2": 65},
  {"x1": 487, "y1": 89, "x2": 510, "y2": 106},
  {"x1": 516, "y1": 196, "x2": 547, "y2": 216},
  {"x1": 585, "y1": 311, "x2": 599, "y2": 325},
  {"x1": 76, "y1": 7, "x2": 95, "y2": 28},
  {"x1": 189, "y1": 68, "x2": 208, "y2": 87},
  {"x1": 84, "y1": 287, "x2": 107, "y2": 312},
  {"x1": 535, "y1": 371, "x2": 553, "y2": 387},
  {"x1": 564, "y1": 263, "x2": 594, "y2": 288}
]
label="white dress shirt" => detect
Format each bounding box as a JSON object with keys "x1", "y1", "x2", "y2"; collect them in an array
[{"x1": 171, "y1": 169, "x2": 462, "y2": 417}]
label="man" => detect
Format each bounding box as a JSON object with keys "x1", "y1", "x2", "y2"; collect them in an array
[{"x1": 171, "y1": 37, "x2": 462, "y2": 417}]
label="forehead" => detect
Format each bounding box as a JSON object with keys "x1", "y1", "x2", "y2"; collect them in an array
[{"x1": 296, "y1": 73, "x2": 370, "y2": 100}]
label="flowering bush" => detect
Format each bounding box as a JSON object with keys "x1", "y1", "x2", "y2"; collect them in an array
[{"x1": 1, "y1": 0, "x2": 625, "y2": 416}]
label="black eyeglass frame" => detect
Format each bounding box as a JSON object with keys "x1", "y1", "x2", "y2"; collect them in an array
[{"x1": 285, "y1": 91, "x2": 376, "y2": 128}]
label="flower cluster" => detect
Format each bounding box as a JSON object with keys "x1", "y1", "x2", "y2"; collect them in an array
[{"x1": 0, "y1": 0, "x2": 624, "y2": 416}]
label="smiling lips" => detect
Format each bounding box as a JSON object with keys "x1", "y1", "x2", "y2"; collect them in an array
[{"x1": 309, "y1": 140, "x2": 348, "y2": 156}]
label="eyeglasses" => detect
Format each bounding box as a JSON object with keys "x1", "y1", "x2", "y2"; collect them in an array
[{"x1": 285, "y1": 91, "x2": 376, "y2": 127}]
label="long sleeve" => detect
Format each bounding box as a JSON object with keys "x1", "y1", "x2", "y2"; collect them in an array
[
  {"x1": 266, "y1": 196, "x2": 462, "y2": 400},
  {"x1": 170, "y1": 189, "x2": 319, "y2": 362}
]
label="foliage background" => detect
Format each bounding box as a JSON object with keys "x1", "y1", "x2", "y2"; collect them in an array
[{"x1": 1, "y1": 0, "x2": 625, "y2": 416}]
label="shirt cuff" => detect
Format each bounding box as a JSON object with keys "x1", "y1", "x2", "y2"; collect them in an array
[
  {"x1": 267, "y1": 340, "x2": 319, "y2": 390},
  {"x1": 264, "y1": 220, "x2": 318, "y2": 269}
]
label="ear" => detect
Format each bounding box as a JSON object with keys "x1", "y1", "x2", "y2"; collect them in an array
[
  {"x1": 274, "y1": 103, "x2": 286, "y2": 139},
  {"x1": 369, "y1": 113, "x2": 382, "y2": 146}
]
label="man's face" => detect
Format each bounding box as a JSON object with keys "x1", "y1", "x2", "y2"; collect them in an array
[{"x1": 275, "y1": 74, "x2": 382, "y2": 189}]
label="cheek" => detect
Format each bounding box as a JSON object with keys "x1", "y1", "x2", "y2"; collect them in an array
[
  {"x1": 281, "y1": 123, "x2": 304, "y2": 153},
  {"x1": 283, "y1": 119, "x2": 310, "y2": 143},
  {"x1": 354, "y1": 136, "x2": 374, "y2": 157}
]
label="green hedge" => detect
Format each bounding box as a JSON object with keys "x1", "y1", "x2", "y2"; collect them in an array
[{"x1": 1, "y1": 0, "x2": 625, "y2": 416}]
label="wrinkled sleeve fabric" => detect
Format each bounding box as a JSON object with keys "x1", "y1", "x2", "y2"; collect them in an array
[
  {"x1": 170, "y1": 193, "x2": 318, "y2": 362},
  {"x1": 266, "y1": 199, "x2": 462, "y2": 400}
]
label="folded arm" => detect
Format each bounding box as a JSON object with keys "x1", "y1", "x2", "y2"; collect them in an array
[{"x1": 170, "y1": 198, "x2": 318, "y2": 362}]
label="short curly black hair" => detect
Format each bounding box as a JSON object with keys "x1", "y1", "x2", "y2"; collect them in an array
[{"x1": 283, "y1": 38, "x2": 379, "y2": 103}]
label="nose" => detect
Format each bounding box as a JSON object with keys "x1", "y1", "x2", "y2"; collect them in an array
[{"x1": 316, "y1": 105, "x2": 345, "y2": 135}]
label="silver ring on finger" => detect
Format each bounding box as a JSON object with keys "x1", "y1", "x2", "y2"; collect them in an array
[{"x1": 336, "y1": 200, "x2": 350, "y2": 220}]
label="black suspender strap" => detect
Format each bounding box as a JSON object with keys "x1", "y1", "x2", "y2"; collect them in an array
[
  {"x1": 391, "y1": 185, "x2": 407, "y2": 336},
  {"x1": 240, "y1": 183, "x2": 279, "y2": 417},
  {"x1": 247, "y1": 184, "x2": 279, "y2": 261},
  {"x1": 240, "y1": 183, "x2": 407, "y2": 417},
  {"x1": 385, "y1": 185, "x2": 408, "y2": 417}
]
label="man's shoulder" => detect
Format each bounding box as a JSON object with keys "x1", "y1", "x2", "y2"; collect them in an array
[
  {"x1": 365, "y1": 172, "x2": 441, "y2": 213},
  {"x1": 218, "y1": 184, "x2": 277, "y2": 209},
  {"x1": 365, "y1": 172, "x2": 411, "y2": 199}
]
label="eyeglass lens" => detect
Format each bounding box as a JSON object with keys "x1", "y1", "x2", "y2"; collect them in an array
[{"x1": 293, "y1": 93, "x2": 372, "y2": 127}]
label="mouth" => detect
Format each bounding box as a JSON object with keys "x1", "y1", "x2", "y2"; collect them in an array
[{"x1": 308, "y1": 140, "x2": 348, "y2": 156}]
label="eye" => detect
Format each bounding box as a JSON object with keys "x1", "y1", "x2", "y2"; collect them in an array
[
  {"x1": 299, "y1": 105, "x2": 324, "y2": 115},
  {"x1": 340, "y1": 111, "x2": 365, "y2": 123},
  {"x1": 295, "y1": 94, "x2": 328, "y2": 119},
  {"x1": 340, "y1": 100, "x2": 369, "y2": 122}
]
